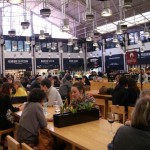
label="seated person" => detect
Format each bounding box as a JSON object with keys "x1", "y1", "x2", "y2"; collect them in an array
[
  {"x1": 40, "y1": 79, "x2": 63, "y2": 106},
  {"x1": 108, "y1": 96, "x2": 150, "y2": 150},
  {"x1": 81, "y1": 76, "x2": 91, "y2": 86},
  {"x1": 0, "y1": 83, "x2": 22, "y2": 143},
  {"x1": 12, "y1": 80, "x2": 27, "y2": 97},
  {"x1": 138, "y1": 69, "x2": 149, "y2": 83},
  {"x1": 17, "y1": 88, "x2": 47, "y2": 147},
  {"x1": 69, "y1": 82, "x2": 95, "y2": 107}
]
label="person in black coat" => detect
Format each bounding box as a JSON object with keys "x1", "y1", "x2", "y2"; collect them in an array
[
  {"x1": 108, "y1": 96, "x2": 150, "y2": 150},
  {"x1": 0, "y1": 83, "x2": 21, "y2": 141},
  {"x1": 112, "y1": 76, "x2": 128, "y2": 106}
]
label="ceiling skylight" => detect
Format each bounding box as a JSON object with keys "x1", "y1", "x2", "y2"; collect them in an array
[{"x1": 97, "y1": 11, "x2": 150, "y2": 34}]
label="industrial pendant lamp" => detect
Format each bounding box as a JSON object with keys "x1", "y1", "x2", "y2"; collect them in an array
[
  {"x1": 21, "y1": 0, "x2": 30, "y2": 29},
  {"x1": 40, "y1": 0, "x2": 51, "y2": 18},
  {"x1": 85, "y1": 0, "x2": 94, "y2": 22},
  {"x1": 7, "y1": 0, "x2": 23, "y2": 4},
  {"x1": 116, "y1": 22, "x2": 123, "y2": 35},
  {"x1": 101, "y1": 1, "x2": 112, "y2": 17},
  {"x1": 144, "y1": 27, "x2": 150, "y2": 38},
  {"x1": 39, "y1": 30, "x2": 46, "y2": 40},
  {"x1": 113, "y1": 34, "x2": 118, "y2": 43}
]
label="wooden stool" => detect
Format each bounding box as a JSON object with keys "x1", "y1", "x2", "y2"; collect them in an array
[{"x1": 7, "y1": 135, "x2": 20, "y2": 150}]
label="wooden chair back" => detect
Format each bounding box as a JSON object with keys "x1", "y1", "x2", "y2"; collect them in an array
[
  {"x1": 7, "y1": 135, "x2": 20, "y2": 150},
  {"x1": 0, "y1": 128, "x2": 14, "y2": 136},
  {"x1": 21, "y1": 143, "x2": 33, "y2": 150},
  {"x1": 108, "y1": 101, "x2": 112, "y2": 112},
  {"x1": 95, "y1": 98, "x2": 106, "y2": 118},
  {"x1": 14, "y1": 122, "x2": 19, "y2": 140},
  {"x1": 128, "y1": 106, "x2": 135, "y2": 120},
  {"x1": 110, "y1": 105, "x2": 126, "y2": 124}
]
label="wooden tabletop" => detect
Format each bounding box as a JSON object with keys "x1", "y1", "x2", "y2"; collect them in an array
[
  {"x1": 14, "y1": 105, "x2": 122, "y2": 150},
  {"x1": 86, "y1": 90, "x2": 112, "y2": 99}
]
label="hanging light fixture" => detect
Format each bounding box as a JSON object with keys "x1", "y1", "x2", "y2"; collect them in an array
[
  {"x1": 122, "y1": 0, "x2": 132, "y2": 9},
  {"x1": 39, "y1": 30, "x2": 45, "y2": 40},
  {"x1": 51, "y1": 43, "x2": 56, "y2": 50},
  {"x1": 7, "y1": 0, "x2": 23, "y2": 4},
  {"x1": 8, "y1": 30, "x2": 16, "y2": 37},
  {"x1": 74, "y1": 43, "x2": 79, "y2": 50},
  {"x1": 21, "y1": 0, "x2": 30, "y2": 29},
  {"x1": 116, "y1": 22, "x2": 123, "y2": 35},
  {"x1": 144, "y1": 27, "x2": 150, "y2": 38},
  {"x1": 101, "y1": 1, "x2": 112, "y2": 17},
  {"x1": 79, "y1": 48, "x2": 83, "y2": 53},
  {"x1": 67, "y1": 38, "x2": 73, "y2": 46},
  {"x1": 40, "y1": 0, "x2": 51, "y2": 17},
  {"x1": 85, "y1": 0, "x2": 94, "y2": 22},
  {"x1": 95, "y1": 46, "x2": 99, "y2": 51},
  {"x1": 113, "y1": 34, "x2": 118, "y2": 43},
  {"x1": 25, "y1": 36, "x2": 30, "y2": 45}
]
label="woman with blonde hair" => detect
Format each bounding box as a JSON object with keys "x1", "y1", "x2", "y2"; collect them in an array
[
  {"x1": 12, "y1": 80, "x2": 27, "y2": 97},
  {"x1": 108, "y1": 96, "x2": 150, "y2": 150}
]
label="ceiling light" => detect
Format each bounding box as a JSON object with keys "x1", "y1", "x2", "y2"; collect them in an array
[
  {"x1": 67, "y1": 38, "x2": 73, "y2": 46},
  {"x1": 95, "y1": 46, "x2": 99, "y2": 51},
  {"x1": 86, "y1": 36, "x2": 92, "y2": 42},
  {"x1": 74, "y1": 43, "x2": 79, "y2": 50},
  {"x1": 8, "y1": 30, "x2": 16, "y2": 37},
  {"x1": 101, "y1": 1, "x2": 112, "y2": 17},
  {"x1": 62, "y1": 18, "x2": 70, "y2": 32},
  {"x1": 39, "y1": 30, "x2": 45, "y2": 40},
  {"x1": 116, "y1": 43, "x2": 120, "y2": 48},
  {"x1": 7, "y1": 0, "x2": 23, "y2": 4},
  {"x1": 113, "y1": 34, "x2": 118, "y2": 43},
  {"x1": 86, "y1": 13, "x2": 94, "y2": 22},
  {"x1": 51, "y1": 43, "x2": 56, "y2": 50},
  {"x1": 101, "y1": 8, "x2": 112, "y2": 17},
  {"x1": 40, "y1": 8, "x2": 51, "y2": 17},
  {"x1": 93, "y1": 30, "x2": 100, "y2": 38},
  {"x1": 25, "y1": 37, "x2": 30, "y2": 45},
  {"x1": 21, "y1": 21, "x2": 30, "y2": 29},
  {"x1": 116, "y1": 23, "x2": 123, "y2": 35},
  {"x1": 144, "y1": 27, "x2": 150, "y2": 38},
  {"x1": 44, "y1": 32, "x2": 50, "y2": 38},
  {"x1": 93, "y1": 42, "x2": 98, "y2": 47},
  {"x1": 122, "y1": 0, "x2": 132, "y2": 8}
]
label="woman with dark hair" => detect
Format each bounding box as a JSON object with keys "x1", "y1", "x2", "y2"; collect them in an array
[
  {"x1": 69, "y1": 82, "x2": 95, "y2": 107},
  {"x1": 126, "y1": 78, "x2": 140, "y2": 107},
  {"x1": 82, "y1": 76, "x2": 91, "y2": 86},
  {"x1": 0, "y1": 83, "x2": 21, "y2": 141},
  {"x1": 52, "y1": 76, "x2": 60, "y2": 88},
  {"x1": 108, "y1": 96, "x2": 150, "y2": 150},
  {"x1": 17, "y1": 88, "x2": 47, "y2": 147}
]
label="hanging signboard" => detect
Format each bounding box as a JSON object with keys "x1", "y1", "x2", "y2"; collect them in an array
[{"x1": 126, "y1": 51, "x2": 138, "y2": 65}]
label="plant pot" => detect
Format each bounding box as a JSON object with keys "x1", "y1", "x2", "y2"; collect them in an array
[{"x1": 53, "y1": 108, "x2": 99, "y2": 128}]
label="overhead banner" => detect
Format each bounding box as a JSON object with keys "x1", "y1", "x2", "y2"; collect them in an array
[
  {"x1": 5, "y1": 58, "x2": 32, "y2": 70},
  {"x1": 63, "y1": 58, "x2": 84, "y2": 70},
  {"x1": 105, "y1": 54, "x2": 124, "y2": 70},
  {"x1": 36, "y1": 58, "x2": 59, "y2": 69},
  {"x1": 126, "y1": 51, "x2": 137, "y2": 65}
]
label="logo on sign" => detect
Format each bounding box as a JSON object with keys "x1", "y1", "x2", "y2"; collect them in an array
[{"x1": 126, "y1": 51, "x2": 137, "y2": 65}]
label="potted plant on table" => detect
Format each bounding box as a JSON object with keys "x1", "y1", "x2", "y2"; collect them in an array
[{"x1": 53, "y1": 101, "x2": 99, "y2": 128}]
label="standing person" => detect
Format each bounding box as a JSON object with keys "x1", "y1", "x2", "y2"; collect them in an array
[
  {"x1": 0, "y1": 83, "x2": 22, "y2": 143},
  {"x1": 17, "y1": 88, "x2": 47, "y2": 147},
  {"x1": 138, "y1": 69, "x2": 149, "y2": 83},
  {"x1": 108, "y1": 96, "x2": 150, "y2": 150},
  {"x1": 40, "y1": 79, "x2": 63, "y2": 106}
]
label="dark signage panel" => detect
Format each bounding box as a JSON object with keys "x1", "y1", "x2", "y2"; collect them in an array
[
  {"x1": 87, "y1": 57, "x2": 102, "y2": 69},
  {"x1": 63, "y1": 58, "x2": 84, "y2": 70},
  {"x1": 5, "y1": 58, "x2": 32, "y2": 70},
  {"x1": 137, "y1": 50, "x2": 150, "y2": 64},
  {"x1": 36, "y1": 58, "x2": 59, "y2": 69},
  {"x1": 105, "y1": 54, "x2": 124, "y2": 70}
]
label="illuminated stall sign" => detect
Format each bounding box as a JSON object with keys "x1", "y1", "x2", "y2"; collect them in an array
[
  {"x1": 63, "y1": 58, "x2": 84, "y2": 70},
  {"x1": 36, "y1": 58, "x2": 59, "y2": 69},
  {"x1": 137, "y1": 50, "x2": 150, "y2": 64},
  {"x1": 105, "y1": 54, "x2": 124, "y2": 70},
  {"x1": 87, "y1": 57, "x2": 102, "y2": 69},
  {"x1": 5, "y1": 58, "x2": 32, "y2": 70}
]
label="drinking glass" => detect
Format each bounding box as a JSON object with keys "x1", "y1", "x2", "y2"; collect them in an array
[
  {"x1": 43, "y1": 101, "x2": 48, "y2": 115},
  {"x1": 107, "y1": 113, "x2": 115, "y2": 134},
  {"x1": 54, "y1": 100, "x2": 60, "y2": 114}
]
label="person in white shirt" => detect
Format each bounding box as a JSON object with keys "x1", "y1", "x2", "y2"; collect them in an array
[
  {"x1": 40, "y1": 79, "x2": 63, "y2": 106},
  {"x1": 138, "y1": 69, "x2": 149, "y2": 83}
]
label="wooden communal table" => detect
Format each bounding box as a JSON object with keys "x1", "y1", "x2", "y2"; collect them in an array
[
  {"x1": 86, "y1": 90, "x2": 112, "y2": 119},
  {"x1": 14, "y1": 106, "x2": 122, "y2": 150}
]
